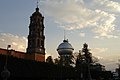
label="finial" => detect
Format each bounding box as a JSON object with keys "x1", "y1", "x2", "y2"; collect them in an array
[{"x1": 36, "y1": 0, "x2": 39, "y2": 12}]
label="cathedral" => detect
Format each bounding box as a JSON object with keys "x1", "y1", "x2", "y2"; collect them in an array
[
  {"x1": 0, "y1": 3, "x2": 111, "y2": 80},
  {"x1": 0, "y1": 4, "x2": 75, "y2": 63},
  {"x1": 0, "y1": 6, "x2": 46, "y2": 62}
]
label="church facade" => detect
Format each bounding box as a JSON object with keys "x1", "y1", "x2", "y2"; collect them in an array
[{"x1": 0, "y1": 6, "x2": 45, "y2": 62}]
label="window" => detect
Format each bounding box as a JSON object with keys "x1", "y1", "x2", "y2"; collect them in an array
[{"x1": 37, "y1": 39, "x2": 40, "y2": 47}]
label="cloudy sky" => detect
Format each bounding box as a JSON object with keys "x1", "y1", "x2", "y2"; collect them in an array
[{"x1": 0, "y1": 0, "x2": 120, "y2": 71}]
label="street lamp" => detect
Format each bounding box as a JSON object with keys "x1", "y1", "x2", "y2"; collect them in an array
[{"x1": 1, "y1": 45, "x2": 11, "y2": 80}]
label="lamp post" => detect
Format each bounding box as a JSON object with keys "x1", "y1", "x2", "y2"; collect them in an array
[{"x1": 1, "y1": 45, "x2": 11, "y2": 80}]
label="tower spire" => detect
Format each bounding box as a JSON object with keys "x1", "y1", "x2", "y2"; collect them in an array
[{"x1": 36, "y1": 0, "x2": 40, "y2": 12}]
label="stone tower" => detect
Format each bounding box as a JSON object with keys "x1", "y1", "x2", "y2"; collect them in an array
[{"x1": 26, "y1": 6, "x2": 45, "y2": 61}]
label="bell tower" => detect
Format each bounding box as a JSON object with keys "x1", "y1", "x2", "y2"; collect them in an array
[{"x1": 26, "y1": 4, "x2": 45, "y2": 61}]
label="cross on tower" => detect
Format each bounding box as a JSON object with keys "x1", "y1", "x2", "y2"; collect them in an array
[{"x1": 37, "y1": 0, "x2": 39, "y2": 8}]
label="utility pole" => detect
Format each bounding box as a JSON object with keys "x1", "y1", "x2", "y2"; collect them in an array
[{"x1": 1, "y1": 45, "x2": 11, "y2": 80}]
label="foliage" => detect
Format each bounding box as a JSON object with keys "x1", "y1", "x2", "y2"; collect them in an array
[
  {"x1": 0, "y1": 54, "x2": 112, "y2": 80},
  {"x1": 46, "y1": 56, "x2": 54, "y2": 64}
]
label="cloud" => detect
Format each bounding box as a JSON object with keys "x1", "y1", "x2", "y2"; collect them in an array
[
  {"x1": 91, "y1": 48, "x2": 108, "y2": 54},
  {"x1": 99, "y1": 57, "x2": 118, "y2": 71},
  {"x1": 95, "y1": 56, "x2": 103, "y2": 60},
  {"x1": 79, "y1": 32, "x2": 85, "y2": 37},
  {"x1": 93, "y1": 10, "x2": 117, "y2": 38},
  {"x1": 41, "y1": 0, "x2": 96, "y2": 30},
  {"x1": 41, "y1": 0, "x2": 119, "y2": 38},
  {"x1": 93, "y1": 0, "x2": 120, "y2": 13},
  {"x1": 0, "y1": 33, "x2": 27, "y2": 52},
  {"x1": 91, "y1": 47, "x2": 120, "y2": 70}
]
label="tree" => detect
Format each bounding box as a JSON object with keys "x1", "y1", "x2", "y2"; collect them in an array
[
  {"x1": 54, "y1": 55, "x2": 74, "y2": 67},
  {"x1": 46, "y1": 56, "x2": 53, "y2": 64},
  {"x1": 54, "y1": 57, "x2": 60, "y2": 65}
]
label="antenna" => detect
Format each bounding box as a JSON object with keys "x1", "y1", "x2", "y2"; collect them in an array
[{"x1": 64, "y1": 30, "x2": 66, "y2": 40}]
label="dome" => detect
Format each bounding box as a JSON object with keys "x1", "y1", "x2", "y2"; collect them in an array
[
  {"x1": 57, "y1": 39, "x2": 74, "y2": 55},
  {"x1": 32, "y1": 7, "x2": 42, "y2": 17}
]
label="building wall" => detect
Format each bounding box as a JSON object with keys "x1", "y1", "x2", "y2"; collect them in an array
[
  {"x1": 0, "y1": 48, "x2": 45, "y2": 62},
  {"x1": 35, "y1": 54, "x2": 45, "y2": 62},
  {"x1": 0, "y1": 48, "x2": 8, "y2": 55},
  {"x1": 11, "y1": 50, "x2": 26, "y2": 59}
]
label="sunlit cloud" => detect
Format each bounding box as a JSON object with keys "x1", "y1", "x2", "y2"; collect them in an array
[
  {"x1": 0, "y1": 33, "x2": 27, "y2": 52},
  {"x1": 93, "y1": 10, "x2": 117, "y2": 38},
  {"x1": 91, "y1": 48, "x2": 108, "y2": 54},
  {"x1": 93, "y1": 0, "x2": 120, "y2": 13},
  {"x1": 95, "y1": 56, "x2": 103, "y2": 60},
  {"x1": 41, "y1": 0, "x2": 119, "y2": 38}
]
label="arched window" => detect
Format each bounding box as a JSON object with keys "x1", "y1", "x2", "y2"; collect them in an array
[
  {"x1": 37, "y1": 39, "x2": 40, "y2": 47},
  {"x1": 41, "y1": 40, "x2": 44, "y2": 47}
]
